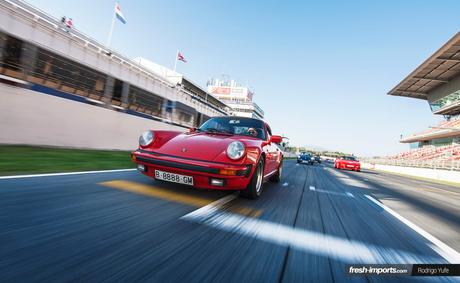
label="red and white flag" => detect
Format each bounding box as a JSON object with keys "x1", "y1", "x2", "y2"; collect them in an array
[
  {"x1": 115, "y1": 2, "x2": 127, "y2": 24},
  {"x1": 177, "y1": 52, "x2": 187, "y2": 63}
]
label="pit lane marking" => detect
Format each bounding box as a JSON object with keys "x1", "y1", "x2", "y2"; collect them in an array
[
  {"x1": 417, "y1": 186, "x2": 460, "y2": 197},
  {"x1": 361, "y1": 176, "x2": 460, "y2": 196},
  {"x1": 99, "y1": 180, "x2": 263, "y2": 217},
  {"x1": 365, "y1": 194, "x2": 460, "y2": 263}
]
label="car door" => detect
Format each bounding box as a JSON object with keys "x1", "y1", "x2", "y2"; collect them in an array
[{"x1": 264, "y1": 125, "x2": 279, "y2": 174}]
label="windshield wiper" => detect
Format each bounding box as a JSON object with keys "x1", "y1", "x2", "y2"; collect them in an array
[{"x1": 199, "y1": 128, "x2": 233, "y2": 136}]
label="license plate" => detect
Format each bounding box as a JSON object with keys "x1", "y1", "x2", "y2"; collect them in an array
[{"x1": 154, "y1": 170, "x2": 194, "y2": 185}]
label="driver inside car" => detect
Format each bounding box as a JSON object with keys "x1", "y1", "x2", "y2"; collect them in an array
[{"x1": 247, "y1": 127, "x2": 258, "y2": 137}]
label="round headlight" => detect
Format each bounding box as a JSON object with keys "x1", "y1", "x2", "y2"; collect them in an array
[
  {"x1": 139, "y1": 131, "x2": 154, "y2": 147},
  {"x1": 226, "y1": 141, "x2": 245, "y2": 160}
]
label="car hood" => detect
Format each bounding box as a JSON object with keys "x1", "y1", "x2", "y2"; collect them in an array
[{"x1": 154, "y1": 132, "x2": 247, "y2": 161}]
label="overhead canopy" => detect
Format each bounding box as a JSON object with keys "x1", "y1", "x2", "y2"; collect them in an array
[
  {"x1": 388, "y1": 32, "x2": 460, "y2": 100},
  {"x1": 401, "y1": 129, "x2": 460, "y2": 143}
]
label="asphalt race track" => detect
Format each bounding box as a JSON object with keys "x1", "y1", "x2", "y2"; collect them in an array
[{"x1": 1, "y1": 160, "x2": 460, "y2": 282}]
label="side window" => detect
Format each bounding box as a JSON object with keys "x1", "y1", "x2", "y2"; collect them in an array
[{"x1": 266, "y1": 125, "x2": 272, "y2": 141}]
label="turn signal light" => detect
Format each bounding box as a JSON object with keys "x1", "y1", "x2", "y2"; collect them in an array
[{"x1": 219, "y1": 169, "x2": 237, "y2": 176}]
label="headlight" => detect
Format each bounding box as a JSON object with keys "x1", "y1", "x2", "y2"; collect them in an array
[
  {"x1": 139, "y1": 131, "x2": 154, "y2": 147},
  {"x1": 226, "y1": 141, "x2": 245, "y2": 160}
]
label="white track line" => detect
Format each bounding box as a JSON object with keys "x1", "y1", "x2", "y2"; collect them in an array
[
  {"x1": 346, "y1": 192, "x2": 355, "y2": 198},
  {"x1": 181, "y1": 193, "x2": 238, "y2": 219},
  {"x1": 182, "y1": 207, "x2": 440, "y2": 263},
  {"x1": 313, "y1": 188, "x2": 351, "y2": 198},
  {"x1": 309, "y1": 186, "x2": 315, "y2": 191},
  {"x1": 282, "y1": 182, "x2": 289, "y2": 187},
  {"x1": 0, "y1": 168, "x2": 136, "y2": 180},
  {"x1": 365, "y1": 194, "x2": 460, "y2": 263}
]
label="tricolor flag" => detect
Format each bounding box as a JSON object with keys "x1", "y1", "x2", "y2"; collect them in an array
[
  {"x1": 177, "y1": 52, "x2": 187, "y2": 63},
  {"x1": 115, "y1": 3, "x2": 127, "y2": 24}
]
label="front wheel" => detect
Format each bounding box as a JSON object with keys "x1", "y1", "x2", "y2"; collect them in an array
[{"x1": 240, "y1": 158, "x2": 265, "y2": 199}]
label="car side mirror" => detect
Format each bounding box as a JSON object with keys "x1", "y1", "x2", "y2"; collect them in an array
[
  {"x1": 270, "y1": 135, "x2": 283, "y2": 144},
  {"x1": 189, "y1": 127, "x2": 197, "y2": 133}
]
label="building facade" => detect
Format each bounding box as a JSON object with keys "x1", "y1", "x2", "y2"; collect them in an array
[
  {"x1": 0, "y1": 0, "x2": 230, "y2": 149},
  {"x1": 206, "y1": 78, "x2": 264, "y2": 120}
]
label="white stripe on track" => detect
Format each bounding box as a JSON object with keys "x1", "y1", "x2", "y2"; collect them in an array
[
  {"x1": 309, "y1": 186, "x2": 315, "y2": 191},
  {"x1": 0, "y1": 168, "x2": 136, "y2": 180},
  {"x1": 180, "y1": 193, "x2": 238, "y2": 219},
  {"x1": 182, "y1": 204, "x2": 441, "y2": 263},
  {"x1": 365, "y1": 194, "x2": 460, "y2": 263}
]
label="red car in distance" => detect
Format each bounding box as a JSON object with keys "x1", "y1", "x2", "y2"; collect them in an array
[
  {"x1": 334, "y1": 156, "x2": 361, "y2": 172},
  {"x1": 131, "y1": 116, "x2": 284, "y2": 199}
]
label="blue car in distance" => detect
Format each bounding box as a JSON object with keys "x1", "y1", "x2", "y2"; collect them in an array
[{"x1": 297, "y1": 152, "x2": 314, "y2": 165}]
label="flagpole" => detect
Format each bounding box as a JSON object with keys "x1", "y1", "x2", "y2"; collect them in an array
[
  {"x1": 173, "y1": 49, "x2": 178, "y2": 72},
  {"x1": 106, "y1": 2, "x2": 117, "y2": 47}
]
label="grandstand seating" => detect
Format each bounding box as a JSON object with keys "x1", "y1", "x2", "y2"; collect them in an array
[
  {"x1": 391, "y1": 144, "x2": 460, "y2": 161},
  {"x1": 390, "y1": 118, "x2": 460, "y2": 163}
]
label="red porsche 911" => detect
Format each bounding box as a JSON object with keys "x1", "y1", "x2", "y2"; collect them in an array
[
  {"x1": 334, "y1": 156, "x2": 361, "y2": 172},
  {"x1": 131, "y1": 116, "x2": 283, "y2": 199}
]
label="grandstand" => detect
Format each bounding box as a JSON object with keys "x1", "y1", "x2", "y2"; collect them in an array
[{"x1": 380, "y1": 32, "x2": 460, "y2": 169}]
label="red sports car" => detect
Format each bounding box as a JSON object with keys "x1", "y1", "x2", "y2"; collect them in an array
[
  {"x1": 131, "y1": 116, "x2": 284, "y2": 199},
  {"x1": 334, "y1": 156, "x2": 361, "y2": 171}
]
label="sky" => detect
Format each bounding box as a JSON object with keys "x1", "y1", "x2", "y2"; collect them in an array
[{"x1": 26, "y1": 0, "x2": 460, "y2": 156}]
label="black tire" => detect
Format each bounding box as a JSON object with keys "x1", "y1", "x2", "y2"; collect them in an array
[
  {"x1": 240, "y1": 158, "x2": 265, "y2": 199},
  {"x1": 270, "y1": 160, "x2": 283, "y2": 182}
]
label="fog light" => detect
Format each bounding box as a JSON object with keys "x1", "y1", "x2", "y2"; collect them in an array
[
  {"x1": 137, "y1": 164, "x2": 146, "y2": 172},
  {"x1": 210, "y1": 178, "x2": 224, "y2": 187}
]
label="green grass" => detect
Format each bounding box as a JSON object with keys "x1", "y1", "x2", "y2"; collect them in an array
[{"x1": 0, "y1": 145, "x2": 135, "y2": 176}]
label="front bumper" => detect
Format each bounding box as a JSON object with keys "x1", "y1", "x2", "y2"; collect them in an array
[
  {"x1": 131, "y1": 149, "x2": 254, "y2": 190},
  {"x1": 341, "y1": 164, "x2": 360, "y2": 171}
]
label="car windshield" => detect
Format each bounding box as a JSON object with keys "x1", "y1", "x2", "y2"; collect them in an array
[
  {"x1": 342, "y1": 156, "x2": 357, "y2": 161},
  {"x1": 199, "y1": 117, "x2": 266, "y2": 139}
]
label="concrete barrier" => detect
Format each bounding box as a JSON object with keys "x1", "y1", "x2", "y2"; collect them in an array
[
  {"x1": 0, "y1": 84, "x2": 184, "y2": 150},
  {"x1": 361, "y1": 162, "x2": 460, "y2": 184}
]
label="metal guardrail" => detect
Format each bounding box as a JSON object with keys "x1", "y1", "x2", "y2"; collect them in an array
[{"x1": 363, "y1": 158, "x2": 460, "y2": 171}]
